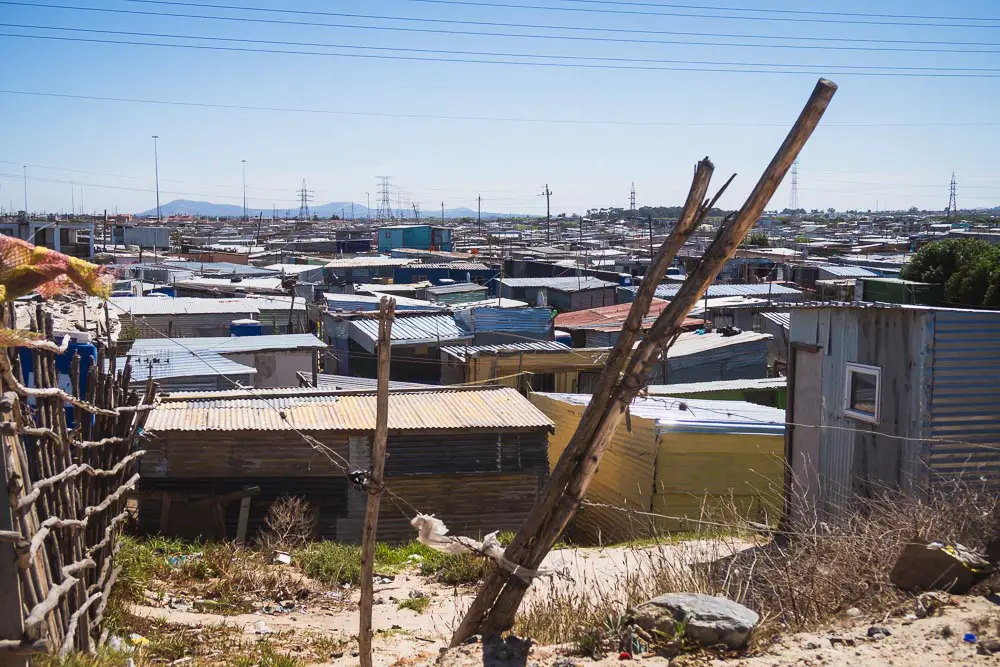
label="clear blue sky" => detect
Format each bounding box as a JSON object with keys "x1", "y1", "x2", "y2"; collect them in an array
[{"x1": 2, "y1": 0, "x2": 999, "y2": 215}]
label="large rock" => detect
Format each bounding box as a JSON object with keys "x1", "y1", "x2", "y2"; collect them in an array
[{"x1": 631, "y1": 593, "x2": 759, "y2": 649}]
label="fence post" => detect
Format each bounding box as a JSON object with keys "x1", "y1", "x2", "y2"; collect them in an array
[{"x1": 0, "y1": 429, "x2": 27, "y2": 667}]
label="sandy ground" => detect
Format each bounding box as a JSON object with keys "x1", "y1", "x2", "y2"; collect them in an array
[{"x1": 133, "y1": 542, "x2": 1000, "y2": 666}]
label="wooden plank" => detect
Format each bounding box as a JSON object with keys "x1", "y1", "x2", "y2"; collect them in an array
[
  {"x1": 455, "y1": 78, "x2": 838, "y2": 643},
  {"x1": 359, "y1": 297, "x2": 395, "y2": 667},
  {"x1": 235, "y1": 496, "x2": 252, "y2": 545},
  {"x1": 0, "y1": 434, "x2": 27, "y2": 667},
  {"x1": 158, "y1": 493, "x2": 171, "y2": 534}
]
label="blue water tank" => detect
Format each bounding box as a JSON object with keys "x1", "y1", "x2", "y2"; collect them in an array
[
  {"x1": 19, "y1": 338, "x2": 98, "y2": 427},
  {"x1": 230, "y1": 319, "x2": 263, "y2": 337},
  {"x1": 554, "y1": 329, "x2": 572, "y2": 347}
]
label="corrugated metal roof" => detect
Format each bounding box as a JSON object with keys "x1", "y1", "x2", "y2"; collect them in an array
[
  {"x1": 425, "y1": 282, "x2": 488, "y2": 295},
  {"x1": 324, "y1": 292, "x2": 445, "y2": 312},
  {"x1": 623, "y1": 283, "x2": 802, "y2": 299},
  {"x1": 146, "y1": 386, "x2": 554, "y2": 431},
  {"x1": 555, "y1": 299, "x2": 669, "y2": 329},
  {"x1": 413, "y1": 262, "x2": 492, "y2": 271},
  {"x1": 645, "y1": 377, "x2": 786, "y2": 395},
  {"x1": 122, "y1": 351, "x2": 257, "y2": 381},
  {"x1": 817, "y1": 265, "x2": 879, "y2": 278},
  {"x1": 498, "y1": 276, "x2": 616, "y2": 290},
  {"x1": 312, "y1": 373, "x2": 435, "y2": 391},
  {"x1": 440, "y1": 341, "x2": 570, "y2": 360},
  {"x1": 324, "y1": 256, "x2": 415, "y2": 268},
  {"x1": 174, "y1": 277, "x2": 286, "y2": 292},
  {"x1": 161, "y1": 261, "x2": 277, "y2": 276},
  {"x1": 536, "y1": 393, "x2": 785, "y2": 435},
  {"x1": 453, "y1": 297, "x2": 529, "y2": 309},
  {"x1": 666, "y1": 331, "x2": 772, "y2": 359},
  {"x1": 241, "y1": 295, "x2": 306, "y2": 312},
  {"x1": 129, "y1": 333, "x2": 326, "y2": 355},
  {"x1": 355, "y1": 282, "x2": 432, "y2": 294},
  {"x1": 760, "y1": 311, "x2": 791, "y2": 330},
  {"x1": 349, "y1": 314, "x2": 472, "y2": 347},
  {"x1": 109, "y1": 297, "x2": 260, "y2": 316}
]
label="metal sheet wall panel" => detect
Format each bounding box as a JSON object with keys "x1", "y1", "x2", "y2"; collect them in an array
[{"x1": 929, "y1": 310, "x2": 1000, "y2": 486}]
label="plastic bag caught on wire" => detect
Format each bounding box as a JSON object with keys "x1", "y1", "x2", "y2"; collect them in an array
[
  {"x1": 411, "y1": 514, "x2": 566, "y2": 583},
  {"x1": 0, "y1": 234, "x2": 112, "y2": 302},
  {"x1": 0, "y1": 234, "x2": 112, "y2": 348}
]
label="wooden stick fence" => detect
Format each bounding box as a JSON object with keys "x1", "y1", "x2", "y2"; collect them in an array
[{"x1": 0, "y1": 303, "x2": 156, "y2": 664}]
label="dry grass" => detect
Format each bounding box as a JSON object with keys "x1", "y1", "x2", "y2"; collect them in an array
[{"x1": 514, "y1": 475, "x2": 1000, "y2": 657}]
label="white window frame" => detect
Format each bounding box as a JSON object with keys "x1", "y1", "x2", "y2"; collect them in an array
[{"x1": 844, "y1": 362, "x2": 882, "y2": 424}]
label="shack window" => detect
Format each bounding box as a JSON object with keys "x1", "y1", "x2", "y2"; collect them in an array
[{"x1": 844, "y1": 363, "x2": 881, "y2": 423}]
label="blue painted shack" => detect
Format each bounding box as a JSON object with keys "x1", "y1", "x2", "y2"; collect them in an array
[
  {"x1": 453, "y1": 305, "x2": 554, "y2": 344},
  {"x1": 377, "y1": 225, "x2": 454, "y2": 252}
]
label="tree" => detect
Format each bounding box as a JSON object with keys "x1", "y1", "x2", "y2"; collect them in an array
[{"x1": 901, "y1": 238, "x2": 1000, "y2": 307}]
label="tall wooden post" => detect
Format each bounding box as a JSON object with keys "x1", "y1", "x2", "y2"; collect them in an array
[
  {"x1": 452, "y1": 78, "x2": 838, "y2": 645},
  {"x1": 0, "y1": 392, "x2": 27, "y2": 667},
  {"x1": 358, "y1": 297, "x2": 395, "y2": 667}
]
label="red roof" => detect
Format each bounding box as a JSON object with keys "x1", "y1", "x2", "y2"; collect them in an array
[{"x1": 555, "y1": 299, "x2": 703, "y2": 331}]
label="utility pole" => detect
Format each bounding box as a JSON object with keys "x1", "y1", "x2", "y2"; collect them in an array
[
  {"x1": 441, "y1": 201, "x2": 445, "y2": 222},
  {"x1": 22, "y1": 165, "x2": 27, "y2": 214},
  {"x1": 359, "y1": 297, "x2": 396, "y2": 667},
  {"x1": 947, "y1": 172, "x2": 957, "y2": 219},
  {"x1": 241, "y1": 159, "x2": 248, "y2": 223},
  {"x1": 365, "y1": 192, "x2": 370, "y2": 220},
  {"x1": 71, "y1": 185, "x2": 75, "y2": 217},
  {"x1": 152, "y1": 136, "x2": 161, "y2": 222},
  {"x1": 647, "y1": 213, "x2": 654, "y2": 267},
  {"x1": 477, "y1": 195, "x2": 482, "y2": 236},
  {"x1": 543, "y1": 184, "x2": 551, "y2": 244}
]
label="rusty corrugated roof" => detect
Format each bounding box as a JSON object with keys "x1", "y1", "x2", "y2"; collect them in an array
[{"x1": 146, "y1": 386, "x2": 553, "y2": 432}]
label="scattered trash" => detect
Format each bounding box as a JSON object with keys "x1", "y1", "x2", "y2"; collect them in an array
[
  {"x1": 409, "y1": 590, "x2": 428, "y2": 599},
  {"x1": 407, "y1": 554, "x2": 424, "y2": 563},
  {"x1": 253, "y1": 620, "x2": 272, "y2": 635},
  {"x1": 890, "y1": 539, "x2": 993, "y2": 594},
  {"x1": 169, "y1": 658, "x2": 193, "y2": 666},
  {"x1": 618, "y1": 651, "x2": 632, "y2": 660},
  {"x1": 963, "y1": 633, "x2": 977, "y2": 644},
  {"x1": 166, "y1": 553, "x2": 202, "y2": 568},
  {"x1": 867, "y1": 627, "x2": 892, "y2": 640},
  {"x1": 125, "y1": 660, "x2": 136, "y2": 667},
  {"x1": 829, "y1": 636, "x2": 856, "y2": 648},
  {"x1": 129, "y1": 634, "x2": 149, "y2": 647},
  {"x1": 843, "y1": 607, "x2": 862, "y2": 618},
  {"x1": 274, "y1": 551, "x2": 292, "y2": 565},
  {"x1": 168, "y1": 599, "x2": 193, "y2": 612},
  {"x1": 193, "y1": 599, "x2": 222, "y2": 613}
]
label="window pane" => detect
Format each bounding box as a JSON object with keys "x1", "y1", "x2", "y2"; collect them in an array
[{"x1": 850, "y1": 372, "x2": 878, "y2": 415}]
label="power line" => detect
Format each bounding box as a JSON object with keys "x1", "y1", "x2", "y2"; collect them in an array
[
  {"x1": 500, "y1": 0, "x2": 1000, "y2": 23},
  {"x1": 0, "y1": 170, "x2": 299, "y2": 203},
  {"x1": 5, "y1": 0, "x2": 976, "y2": 55},
  {"x1": 21, "y1": 22, "x2": 1000, "y2": 72},
  {"x1": 4, "y1": 90, "x2": 1000, "y2": 129},
  {"x1": 404, "y1": 0, "x2": 1000, "y2": 28},
  {"x1": 5, "y1": 31, "x2": 1000, "y2": 77}
]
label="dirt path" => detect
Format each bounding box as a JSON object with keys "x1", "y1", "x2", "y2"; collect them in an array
[{"x1": 133, "y1": 541, "x2": 1000, "y2": 666}]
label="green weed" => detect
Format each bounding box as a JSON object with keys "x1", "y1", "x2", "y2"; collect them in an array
[{"x1": 397, "y1": 596, "x2": 431, "y2": 613}]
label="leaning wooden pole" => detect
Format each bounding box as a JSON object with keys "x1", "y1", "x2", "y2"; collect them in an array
[
  {"x1": 453, "y1": 77, "x2": 838, "y2": 644},
  {"x1": 358, "y1": 297, "x2": 395, "y2": 667}
]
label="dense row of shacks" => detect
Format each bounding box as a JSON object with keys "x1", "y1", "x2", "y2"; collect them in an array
[{"x1": 15, "y1": 216, "x2": 995, "y2": 544}]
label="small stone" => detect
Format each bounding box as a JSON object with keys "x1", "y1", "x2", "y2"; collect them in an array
[
  {"x1": 279, "y1": 599, "x2": 295, "y2": 608},
  {"x1": 331, "y1": 651, "x2": 344, "y2": 659},
  {"x1": 844, "y1": 608, "x2": 861, "y2": 618},
  {"x1": 351, "y1": 650, "x2": 359, "y2": 657}
]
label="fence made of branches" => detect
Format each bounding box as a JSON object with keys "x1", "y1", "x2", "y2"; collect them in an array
[{"x1": 0, "y1": 303, "x2": 155, "y2": 664}]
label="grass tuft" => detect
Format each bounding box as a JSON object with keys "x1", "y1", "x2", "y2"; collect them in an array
[{"x1": 397, "y1": 596, "x2": 432, "y2": 614}]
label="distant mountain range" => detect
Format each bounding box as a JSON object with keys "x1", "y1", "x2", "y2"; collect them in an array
[{"x1": 135, "y1": 199, "x2": 518, "y2": 220}]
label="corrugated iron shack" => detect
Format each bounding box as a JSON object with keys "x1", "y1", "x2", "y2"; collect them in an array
[
  {"x1": 109, "y1": 296, "x2": 259, "y2": 338},
  {"x1": 495, "y1": 276, "x2": 617, "y2": 311},
  {"x1": 440, "y1": 341, "x2": 608, "y2": 392},
  {"x1": 139, "y1": 386, "x2": 553, "y2": 542},
  {"x1": 531, "y1": 392, "x2": 785, "y2": 543},
  {"x1": 787, "y1": 304, "x2": 1000, "y2": 520}
]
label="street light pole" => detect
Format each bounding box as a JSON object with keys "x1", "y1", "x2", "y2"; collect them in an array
[
  {"x1": 22, "y1": 165, "x2": 27, "y2": 214},
  {"x1": 152, "y1": 136, "x2": 161, "y2": 222},
  {"x1": 241, "y1": 159, "x2": 248, "y2": 223},
  {"x1": 366, "y1": 192, "x2": 370, "y2": 220}
]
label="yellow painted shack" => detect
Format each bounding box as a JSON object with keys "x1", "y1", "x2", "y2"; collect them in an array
[
  {"x1": 440, "y1": 342, "x2": 610, "y2": 392},
  {"x1": 530, "y1": 392, "x2": 785, "y2": 544}
]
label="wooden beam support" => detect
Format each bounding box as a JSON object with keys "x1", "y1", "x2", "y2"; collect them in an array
[
  {"x1": 358, "y1": 296, "x2": 395, "y2": 667},
  {"x1": 453, "y1": 77, "x2": 838, "y2": 644}
]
